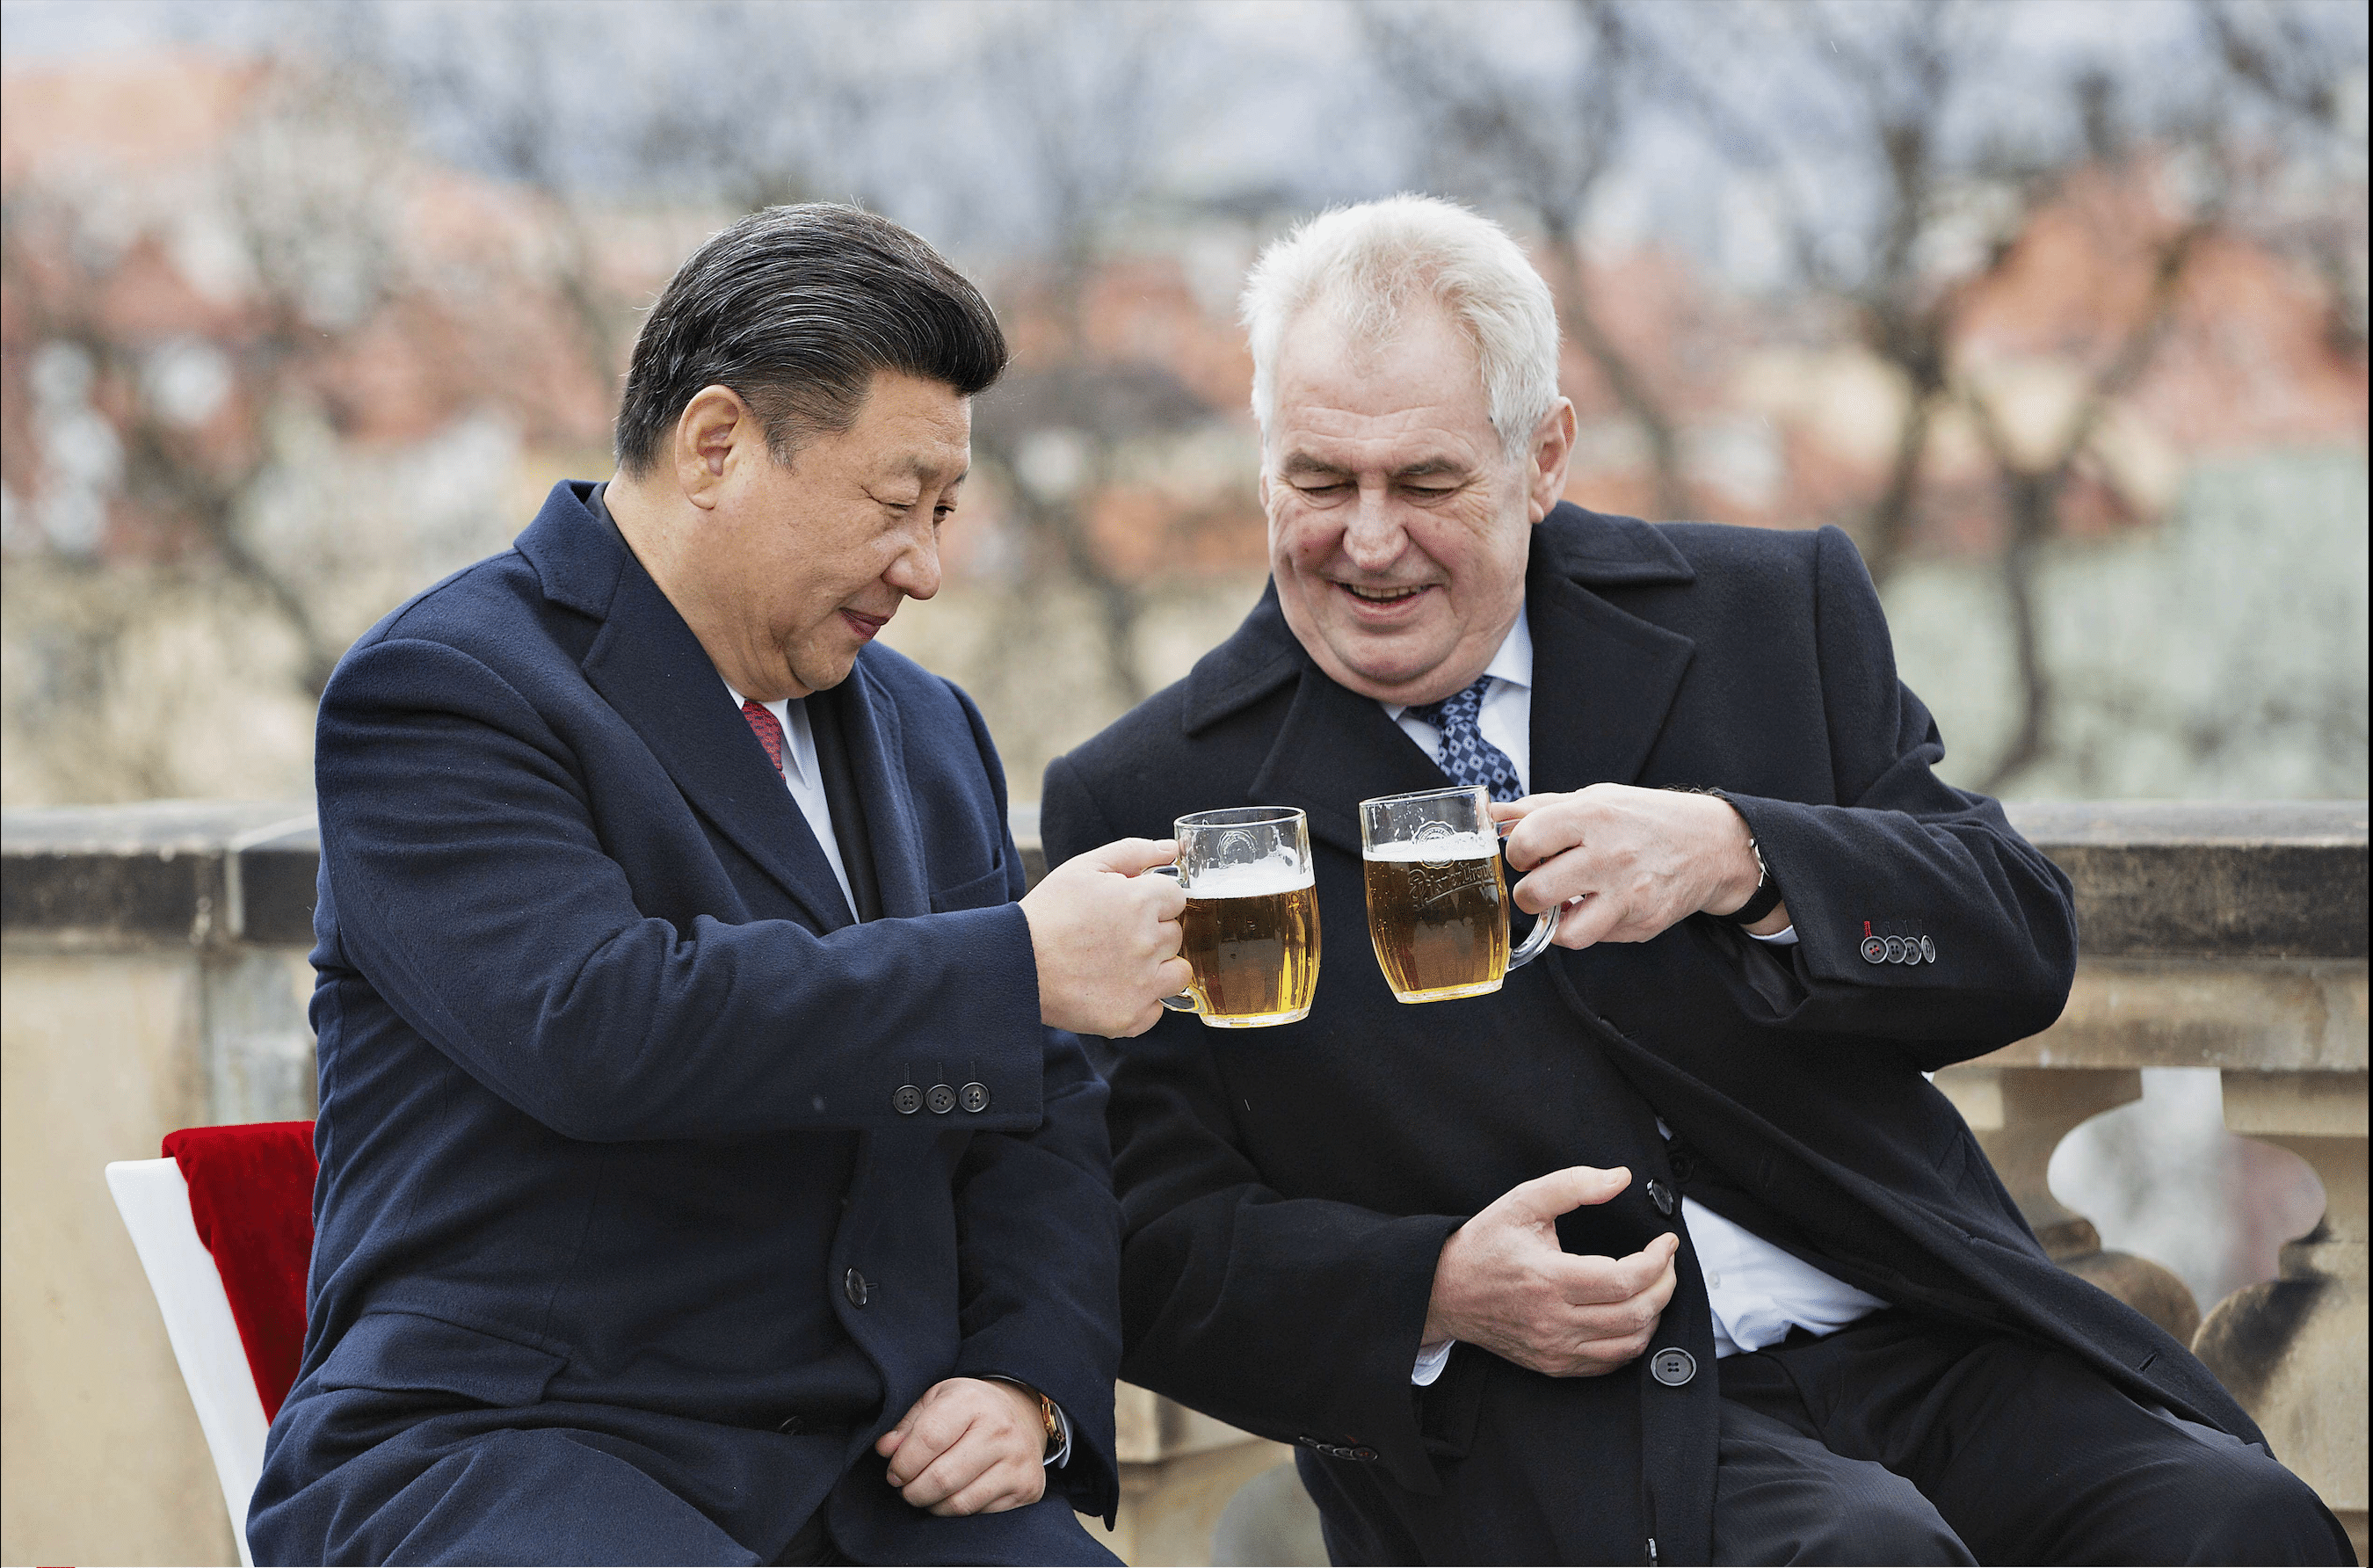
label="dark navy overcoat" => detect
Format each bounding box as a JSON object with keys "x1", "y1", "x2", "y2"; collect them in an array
[{"x1": 250, "y1": 482, "x2": 1122, "y2": 1566}]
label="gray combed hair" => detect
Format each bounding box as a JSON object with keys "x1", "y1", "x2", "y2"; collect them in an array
[{"x1": 1240, "y1": 194, "x2": 1562, "y2": 461}]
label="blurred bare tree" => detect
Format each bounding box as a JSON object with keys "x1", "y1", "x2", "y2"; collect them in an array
[
  {"x1": 965, "y1": 0, "x2": 1214, "y2": 708},
  {"x1": 1672, "y1": 0, "x2": 2363, "y2": 790},
  {"x1": 1361, "y1": 0, "x2": 1691, "y2": 521},
  {"x1": 2, "y1": 0, "x2": 2360, "y2": 809}
]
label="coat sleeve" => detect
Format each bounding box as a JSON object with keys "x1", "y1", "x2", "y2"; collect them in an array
[
  {"x1": 1709, "y1": 526, "x2": 2079, "y2": 1068},
  {"x1": 313, "y1": 634, "x2": 1049, "y2": 1141},
  {"x1": 941, "y1": 691, "x2": 1125, "y2": 1523},
  {"x1": 1042, "y1": 751, "x2": 1461, "y2": 1496}
]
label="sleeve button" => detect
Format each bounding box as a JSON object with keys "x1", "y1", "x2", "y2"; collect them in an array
[
  {"x1": 925, "y1": 1083, "x2": 957, "y2": 1114},
  {"x1": 892, "y1": 1084, "x2": 922, "y2": 1115},
  {"x1": 960, "y1": 1082, "x2": 990, "y2": 1114}
]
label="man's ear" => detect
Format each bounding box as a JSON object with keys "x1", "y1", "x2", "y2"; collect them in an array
[
  {"x1": 675, "y1": 385, "x2": 755, "y2": 512},
  {"x1": 1525, "y1": 398, "x2": 1578, "y2": 523}
]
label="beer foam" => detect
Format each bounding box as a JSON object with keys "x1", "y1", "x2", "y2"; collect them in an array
[
  {"x1": 1363, "y1": 832, "x2": 1500, "y2": 862},
  {"x1": 1186, "y1": 861, "x2": 1316, "y2": 897}
]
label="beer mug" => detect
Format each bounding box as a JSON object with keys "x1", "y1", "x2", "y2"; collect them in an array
[
  {"x1": 1148, "y1": 808, "x2": 1322, "y2": 1027},
  {"x1": 1360, "y1": 785, "x2": 1562, "y2": 1004}
]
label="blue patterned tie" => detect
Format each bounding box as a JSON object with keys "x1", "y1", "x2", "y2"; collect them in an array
[{"x1": 1411, "y1": 677, "x2": 1523, "y2": 802}]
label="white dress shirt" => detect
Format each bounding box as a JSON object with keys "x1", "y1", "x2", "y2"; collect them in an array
[
  {"x1": 719, "y1": 675, "x2": 1072, "y2": 1466},
  {"x1": 1389, "y1": 608, "x2": 1883, "y2": 1384},
  {"x1": 722, "y1": 679, "x2": 856, "y2": 916}
]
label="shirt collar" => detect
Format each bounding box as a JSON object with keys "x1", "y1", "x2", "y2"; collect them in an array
[
  {"x1": 720, "y1": 676, "x2": 808, "y2": 787},
  {"x1": 1383, "y1": 605, "x2": 1533, "y2": 720}
]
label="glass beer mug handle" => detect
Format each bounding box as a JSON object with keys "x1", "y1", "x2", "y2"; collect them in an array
[
  {"x1": 1497, "y1": 817, "x2": 1564, "y2": 971},
  {"x1": 1144, "y1": 863, "x2": 1200, "y2": 1012}
]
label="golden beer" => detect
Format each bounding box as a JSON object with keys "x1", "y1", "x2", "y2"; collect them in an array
[
  {"x1": 1361, "y1": 837, "x2": 1513, "y2": 1003},
  {"x1": 1179, "y1": 868, "x2": 1322, "y2": 1027}
]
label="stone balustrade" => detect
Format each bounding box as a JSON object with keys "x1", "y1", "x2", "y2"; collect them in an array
[
  {"x1": 3, "y1": 799, "x2": 2363, "y2": 1566},
  {"x1": 1942, "y1": 801, "x2": 2368, "y2": 1564}
]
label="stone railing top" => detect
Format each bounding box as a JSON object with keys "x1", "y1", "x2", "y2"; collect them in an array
[
  {"x1": 3, "y1": 799, "x2": 317, "y2": 947},
  {"x1": 2003, "y1": 800, "x2": 2365, "y2": 960},
  {"x1": 6, "y1": 797, "x2": 2364, "y2": 962}
]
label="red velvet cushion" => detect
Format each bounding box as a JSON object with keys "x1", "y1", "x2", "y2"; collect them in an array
[{"x1": 162, "y1": 1122, "x2": 318, "y2": 1421}]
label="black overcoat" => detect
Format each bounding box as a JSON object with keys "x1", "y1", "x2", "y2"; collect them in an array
[
  {"x1": 1041, "y1": 503, "x2": 2261, "y2": 1565},
  {"x1": 250, "y1": 482, "x2": 1123, "y2": 1565}
]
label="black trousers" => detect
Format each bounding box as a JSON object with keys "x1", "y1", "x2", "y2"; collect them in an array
[
  {"x1": 1709, "y1": 1312, "x2": 2353, "y2": 1566},
  {"x1": 1299, "y1": 1312, "x2": 2351, "y2": 1566}
]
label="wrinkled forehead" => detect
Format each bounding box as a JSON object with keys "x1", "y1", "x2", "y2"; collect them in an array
[{"x1": 1267, "y1": 299, "x2": 1496, "y2": 447}]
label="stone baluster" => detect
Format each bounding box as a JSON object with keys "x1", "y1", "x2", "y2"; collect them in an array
[
  {"x1": 1933, "y1": 1063, "x2": 2202, "y2": 1342},
  {"x1": 2193, "y1": 1070, "x2": 2369, "y2": 1564},
  {"x1": 1102, "y1": 1382, "x2": 1296, "y2": 1566}
]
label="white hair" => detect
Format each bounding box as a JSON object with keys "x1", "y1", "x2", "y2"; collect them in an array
[{"x1": 1239, "y1": 194, "x2": 1562, "y2": 461}]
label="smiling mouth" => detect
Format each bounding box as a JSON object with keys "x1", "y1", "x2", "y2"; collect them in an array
[{"x1": 1336, "y1": 581, "x2": 1433, "y2": 604}]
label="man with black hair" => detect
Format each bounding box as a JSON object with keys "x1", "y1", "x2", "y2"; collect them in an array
[{"x1": 250, "y1": 205, "x2": 1185, "y2": 1566}]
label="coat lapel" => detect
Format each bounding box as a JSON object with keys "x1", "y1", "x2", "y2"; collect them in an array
[
  {"x1": 838, "y1": 657, "x2": 932, "y2": 919},
  {"x1": 1209, "y1": 504, "x2": 1701, "y2": 840},
  {"x1": 1523, "y1": 518, "x2": 1697, "y2": 794},
  {"x1": 573, "y1": 522, "x2": 855, "y2": 933},
  {"x1": 1250, "y1": 654, "x2": 1448, "y2": 860}
]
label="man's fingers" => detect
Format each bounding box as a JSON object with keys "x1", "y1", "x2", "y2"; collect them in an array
[
  {"x1": 925, "y1": 1462, "x2": 1041, "y2": 1517},
  {"x1": 1547, "y1": 882, "x2": 1625, "y2": 949},
  {"x1": 882, "y1": 1402, "x2": 967, "y2": 1486},
  {"x1": 1074, "y1": 836, "x2": 1180, "y2": 877},
  {"x1": 897, "y1": 1442, "x2": 987, "y2": 1509},
  {"x1": 1505, "y1": 1164, "x2": 1632, "y2": 1222},
  {"x1": 1545, "y1": 1232, "x2": 1680, "y2": 1306},
  {"x1": 1487, "y1": 795, "x2": 1550, "y2": 828}
]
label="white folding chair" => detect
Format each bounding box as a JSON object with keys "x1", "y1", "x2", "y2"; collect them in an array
[{"x1": 107, "y1": 1157, "x2": 267, "y2": 1568}]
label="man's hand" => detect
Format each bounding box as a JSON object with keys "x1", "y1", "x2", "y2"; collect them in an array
[
  {"x1": 1020, "y1": 838, "x2": 1191, "y2": 1038},
  {"x1": 1493, "y1": 783, "x2": 1789, "y2": 949},
  {"x1": 1424, "y1": 1165, "x2": 1680, "y2": 1378},
  {"x1": 875, "y1": 1377, "x2": 1049, "y2": 1516}
]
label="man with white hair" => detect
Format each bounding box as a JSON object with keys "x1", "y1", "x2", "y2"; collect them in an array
[{"x1": 1041, "y1": 196, "x2": 2349, "y2": 1564}]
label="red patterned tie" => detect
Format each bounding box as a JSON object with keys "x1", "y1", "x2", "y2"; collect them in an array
[{"x1": 741, "y1": 699, "x2": 785, "y2": 774}]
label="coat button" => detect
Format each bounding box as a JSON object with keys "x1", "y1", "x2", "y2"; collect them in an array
[
  {"x1": 1650, "y1": 1347, "x2": 1697, "y2": 1387},
  {"x1": 843, "y1": 1267, "x2": 869, "y2": 1308},
  {"x1": 776, "y1": 1414, "x2": 806, "y2": 1434},
  {"x1": 1883, "y1": 935, "x2": 1905, "y2": 963},
  {"x1": 892, "y1": 1084, "x2": 922, "y2": 1115},
  {"x1": 1667, "y1": 1150, "x2": 1696, "y2": 1181},
  {"x1": 960, "y1": 1082, "x2": 990, "y2": 1114},
  {"x1": 1861, "y1": 934, "x2": 1888, "y2": 964},
  {"x1": 1646, "y1": 1179, "x2": 1676, "y2": 1217},
  {"x1": 1920, "y1": 935, "x2": 1937, "y2": 964},
  {"x1": 925, "y1": 1083, "x2": 957, "y2": 1114}
]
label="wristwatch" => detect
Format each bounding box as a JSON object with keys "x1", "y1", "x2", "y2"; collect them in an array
[
  {"x1": 1721, "y1": 821, "x2": 1785, "y2": 926},
  {"x1": 1666, "y1": 785, "x2": 1783, "y2": 925},
  {"x1": 1031, "y1": 1387, "x2": 1063, "y2": 1460},
  {"x1": 984, "y1": 1376, "x2": 1066, "y2": 1461}
]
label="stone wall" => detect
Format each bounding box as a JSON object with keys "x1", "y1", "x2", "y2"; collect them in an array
[{"x1": 3, "y1": 799, "x2": 2363, "y2": 1564}]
